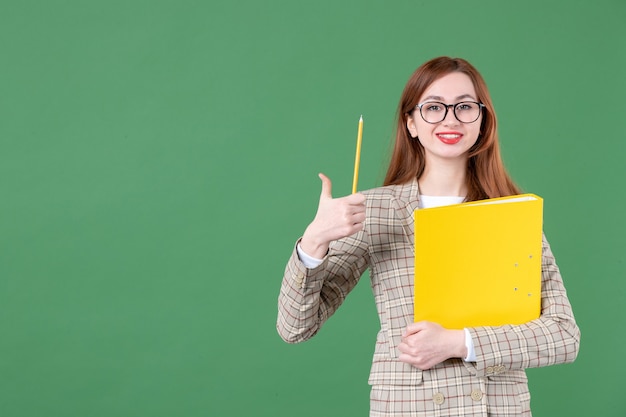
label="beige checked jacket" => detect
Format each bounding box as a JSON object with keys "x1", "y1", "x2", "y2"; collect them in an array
[{"x1": 277, "y1": 180, "x2": 580, "y2": 416}]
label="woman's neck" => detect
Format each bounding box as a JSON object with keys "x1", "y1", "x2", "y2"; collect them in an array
[{"x1": 419, "y1": 160, "x2": 467, "y2": 197}]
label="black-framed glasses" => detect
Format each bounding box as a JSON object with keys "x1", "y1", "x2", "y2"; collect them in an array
[{"x1": 415, "y1": 101, "x2": 485, "y2": 124}]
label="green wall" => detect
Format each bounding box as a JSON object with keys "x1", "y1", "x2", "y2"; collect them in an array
[{"x1": 2, "y1": 1, "x2": 625, "y2": 415}]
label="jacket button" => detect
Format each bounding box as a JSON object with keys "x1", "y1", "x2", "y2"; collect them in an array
[
  {"x1": 433, "y1": 392, "x2": 445, "y2": 405},
  {"x1": 471, "y1": 389, "x2": 483, "y2": 401}
]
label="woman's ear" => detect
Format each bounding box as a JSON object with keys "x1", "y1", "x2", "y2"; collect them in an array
[{"x1": 406, "y1": 115, "x2": 418, "y2": 138}]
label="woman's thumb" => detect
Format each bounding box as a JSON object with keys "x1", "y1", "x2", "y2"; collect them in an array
[{"x1": 318, "y1": 173, "x2": 333, "y2": 199}]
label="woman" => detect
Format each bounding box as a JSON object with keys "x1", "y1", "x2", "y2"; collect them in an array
[{"x1": 277, "y1": 56, "x2": 580, "y2": 416}]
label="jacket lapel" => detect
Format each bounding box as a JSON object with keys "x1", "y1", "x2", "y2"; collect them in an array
[{"x1": 392, "y1": 179, "x2": 421, "y2": 255}]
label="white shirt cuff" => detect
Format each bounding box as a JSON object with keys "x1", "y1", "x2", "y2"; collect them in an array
[
  {"x1": 464, "y1": 328, "x2": 477, "y2": 362},
  {"x1": 296, "y1": 243, "x2": 324, "y2": 269}
]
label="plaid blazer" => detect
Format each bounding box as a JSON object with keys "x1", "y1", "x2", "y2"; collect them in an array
[{"x1": 277, "y1": 180, "x2": 580, "y2": 416}]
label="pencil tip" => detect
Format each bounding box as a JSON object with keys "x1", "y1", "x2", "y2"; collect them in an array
[{"x1": 360, "y1": 114, "x2": 363, "y2": 121}]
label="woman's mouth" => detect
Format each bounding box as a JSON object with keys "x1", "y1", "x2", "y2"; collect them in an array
[{"x1": 436, "y1": 132, "x2": 463, "y2": 145}]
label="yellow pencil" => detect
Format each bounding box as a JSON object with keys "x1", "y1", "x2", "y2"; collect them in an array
[{"x1": 352, "y1": 115, "x2": 363, "y2": 194}]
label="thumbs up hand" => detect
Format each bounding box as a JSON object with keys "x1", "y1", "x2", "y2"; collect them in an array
[{"x1": 300, "y1": 173, "x2": 366, "y2": 259}]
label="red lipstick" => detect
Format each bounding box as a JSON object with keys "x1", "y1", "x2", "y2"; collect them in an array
[{"x1": 436, "y1": 131, "x2": 463, "y2": 145}]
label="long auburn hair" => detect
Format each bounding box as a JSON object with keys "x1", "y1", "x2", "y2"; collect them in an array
[{"x1": 383, "y1": 57, "x2": 520, "y2": 201}]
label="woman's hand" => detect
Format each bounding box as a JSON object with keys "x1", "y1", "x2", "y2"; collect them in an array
[
  {"x1": 398, "y1": 321, "x2": 467, "y2": 370},
  {"x1": 300, "y1": 173, "x2": 366, "y2": 259}
]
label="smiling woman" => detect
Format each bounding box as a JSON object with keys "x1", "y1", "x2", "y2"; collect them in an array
[
  {"x1": 277, "y1": 56, "x2": 580, "y2": 416},
  {"x1": 386, "y1": 59, "x2": 519, "y2": 201},
  {"x1": 406, "y1": 72, "x2": 484, "y2": 172}
]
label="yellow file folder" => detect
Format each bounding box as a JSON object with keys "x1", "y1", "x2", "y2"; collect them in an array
[{"x1": 414, "y1": 194, "x2": 543, "y2": 329}]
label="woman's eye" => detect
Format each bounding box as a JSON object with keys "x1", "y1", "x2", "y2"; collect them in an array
[{"x1": 426, "y1": 105, "x2": 441, "y2": 112}]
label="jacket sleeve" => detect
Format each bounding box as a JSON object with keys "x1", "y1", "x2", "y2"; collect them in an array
[
  {"x1": 276, "y1": 232, "x2": 370, "y2": 344},
  {"x1": 467, "y1": 234, "x2": 581, "y2": 377}
]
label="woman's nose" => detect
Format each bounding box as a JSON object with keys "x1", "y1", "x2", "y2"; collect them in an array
[{"x1": 442, "y1": 106, "x2": 460, "y2": 125}]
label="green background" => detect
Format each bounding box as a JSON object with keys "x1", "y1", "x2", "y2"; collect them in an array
[{"x1": 1, "y1": 0, "x2": 624, "y2": 416}]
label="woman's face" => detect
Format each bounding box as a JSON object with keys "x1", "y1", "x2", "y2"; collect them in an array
[{"x1": 407, "y1": 72, "x2": 482, "y2": 165}]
